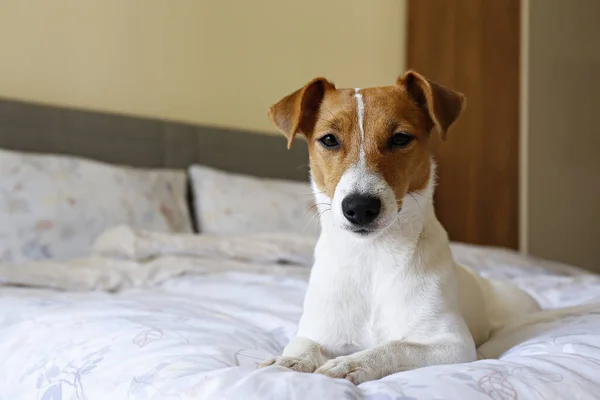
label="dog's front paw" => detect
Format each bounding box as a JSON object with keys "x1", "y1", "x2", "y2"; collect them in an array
[
  {"x1": 258, "y1": 356, "x2": 317, "y2": 373},
  {"x1": 315, "y1": 356, "x2": 374, "y2": 384}
]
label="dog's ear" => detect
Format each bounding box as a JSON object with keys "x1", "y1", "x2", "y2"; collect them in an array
[
  {"x1": 268, "y1": 78, "x2": 335, "y2": 149},
  {"x1": 397, "y1": 70, "x2": 465, "y2": 140}
]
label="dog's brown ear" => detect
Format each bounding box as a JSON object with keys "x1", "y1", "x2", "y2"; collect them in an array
[
  {"x1": 397, "y1": 70, "x2": 465, "y2": 140},
  {"x1": 268, "y1": 78, "x2": 335, "y2": 149}
]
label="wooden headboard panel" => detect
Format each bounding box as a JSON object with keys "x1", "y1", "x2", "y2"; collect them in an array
[{"x1": 0, "y1": 98, "x2": 310, "y2": 181}]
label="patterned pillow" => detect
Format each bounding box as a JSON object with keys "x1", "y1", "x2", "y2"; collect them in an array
[
  {"x1": 188, "y1": 165, "x2": 320, "y2": 237},
  {"x1": 0, "y1": 148, "x2": 193, "y2": 264}
]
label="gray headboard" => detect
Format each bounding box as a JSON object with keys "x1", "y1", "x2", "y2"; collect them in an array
[{"x1": 0, "y1": 98, "x2": 310, "y2": 181}]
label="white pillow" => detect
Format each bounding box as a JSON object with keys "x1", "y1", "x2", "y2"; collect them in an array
[
  {"x1": 0, "y1": 148, "x2": 193, "y2": 264},
  {"x1": 188, "y1": 165, "x2": 320, "y2": 237}
]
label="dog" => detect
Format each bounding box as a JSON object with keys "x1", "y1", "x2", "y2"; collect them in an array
[{"x1": 259, "y1": 70, "x2": 540, "y2": 384}]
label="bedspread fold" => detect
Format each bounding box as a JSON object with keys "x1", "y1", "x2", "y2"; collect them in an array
[{"x1": 0, "y1": 225, "x2": 314, "y2": 291}]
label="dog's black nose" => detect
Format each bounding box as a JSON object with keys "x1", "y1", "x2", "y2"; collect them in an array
[{"x1": 342, "y1": 194, "x2": 381, "y2": 226}]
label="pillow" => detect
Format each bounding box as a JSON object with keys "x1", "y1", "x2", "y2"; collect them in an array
[
  {"x1": 0, "y1": 148, "x2": 193, "y2": 264},
  {"x1": 188, "y1": 165, "x2": 320, "y2": 237}
]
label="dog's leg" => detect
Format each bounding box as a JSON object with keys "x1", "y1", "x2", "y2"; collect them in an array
[
  {"x1": 258, "y1": 336, "x2": 329, "y2": 372},
  {"x1": 315, "y1": 340, "x2": 475, "y2": 384}
]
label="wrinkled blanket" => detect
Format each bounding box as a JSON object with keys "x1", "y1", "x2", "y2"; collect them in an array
[
  {"x1": 0, "y1": 226, "x2": 316, "y2": 291},
  {"x1": 1, "y1": 227, "x2": 600, "y2": 399}
]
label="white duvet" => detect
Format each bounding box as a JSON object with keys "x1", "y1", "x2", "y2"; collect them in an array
[{"x1": 1, "y1": 226, "x2": 600, "y2": 400}]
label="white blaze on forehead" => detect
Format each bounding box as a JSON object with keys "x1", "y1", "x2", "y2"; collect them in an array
[
  {"x1": 337, "y1": 88, "x2": 387, "y2": 197},
  {"x1": 354, "y1": 88, "x2": 366, "y2": 164},
  {"x1": 327, "y1": 88, "x2": 400, "y2": 229}
]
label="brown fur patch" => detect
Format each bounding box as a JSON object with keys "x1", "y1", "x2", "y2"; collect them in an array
[
  {"x1": 309, "y1": 85, "x2": 434, "y2": 202},
  {"x1": 268, "y1": 71, "x2": 465, "y2": 204},
  {"x1": 308, "y1": 88, "x2": 360, "y2": 199}
]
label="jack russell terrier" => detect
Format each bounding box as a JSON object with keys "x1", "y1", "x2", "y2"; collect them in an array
[{"x1": 259, "y1": 70, "x2": 540, "y2": 384}]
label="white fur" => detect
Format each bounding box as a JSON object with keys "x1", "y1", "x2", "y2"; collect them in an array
[
  {"x1": 354, "y1": 88, "x2": 366, "y2": 165},
  {"x1": 261, "y1": 159, "x2": 540, "y2": 384}
]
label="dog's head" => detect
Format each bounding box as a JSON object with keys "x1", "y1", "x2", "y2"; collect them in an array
[{"x1": 269, "y1": 71, "x2": 465, "y2": 237}]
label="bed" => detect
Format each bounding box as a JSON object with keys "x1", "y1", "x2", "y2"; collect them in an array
[{"x1": 1, "y1": 98, "x2": 600, "y2": 400}]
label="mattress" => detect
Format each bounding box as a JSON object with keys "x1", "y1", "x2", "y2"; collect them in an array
[{"x1": 0, "y1": 227, "x2": 599, "y2": 400}]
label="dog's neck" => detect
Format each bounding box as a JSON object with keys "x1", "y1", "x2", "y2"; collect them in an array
[{"x1": 313, "y1": 159, "x2": 438, "y2": 250}]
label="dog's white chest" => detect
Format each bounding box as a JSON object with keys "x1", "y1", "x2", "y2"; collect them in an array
[{"x1": 297, "y1": 236, "x2": 418, "y2": 356}]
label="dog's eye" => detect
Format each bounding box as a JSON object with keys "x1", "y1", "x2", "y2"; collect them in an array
[
  {"x1": 390, "y1": 132, "x2": 414, "y2": 148},
  {"x1": 318, "y1": 134, "x2": 340, "y2": 148}
]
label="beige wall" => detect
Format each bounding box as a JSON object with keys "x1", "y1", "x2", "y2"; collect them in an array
[
  {"x1": 525, "y1": 0, "x2": 600, "y2": 271},
  {"x1": 0, "y1": 1, "x2": 406, "y2": 134}
]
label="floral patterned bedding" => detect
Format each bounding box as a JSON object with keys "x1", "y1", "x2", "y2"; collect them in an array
[
  {"x1": 0, "y1": 228, "x2": 599, "y2": 400},
  {"x1": 0, "y1": 148, "x2": 192, "y2": 265}
]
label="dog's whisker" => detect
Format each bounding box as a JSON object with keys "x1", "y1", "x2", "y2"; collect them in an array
[
  {"x1": 409, "y1": 191, "x2": 427, "y2": 198},
  {"x1": 304, "y1": 203, "x2": 332, "y2": 217},
  {"x1": 302, "y1": 214, "x2": 319, "y2": 233},
  {"x1": 317, "y1": 208, "x2": 332, "y2": 219},
  {"x1": 317, "y1": 108, "x2": 343, "y2": 132},
  {"x1": 304, "y1": 205, "x2": 319, "y2": 217},
  {"x1": 408, "y1": 193, "x2": 421, "y2": 209},
  {"x1": 302, "y1": 206, "x2": 330, "y2": 233},
  {"x1": 315, "y1": 116, "x2": 337, "y2": 126},
  {"x1": 320, "y1": 104, "x2": 336, "y2": 119}
]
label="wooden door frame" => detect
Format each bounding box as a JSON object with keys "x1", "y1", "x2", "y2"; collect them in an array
[{"x1": 406, "y1": 0, "x2": 521, "y2": 249}]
